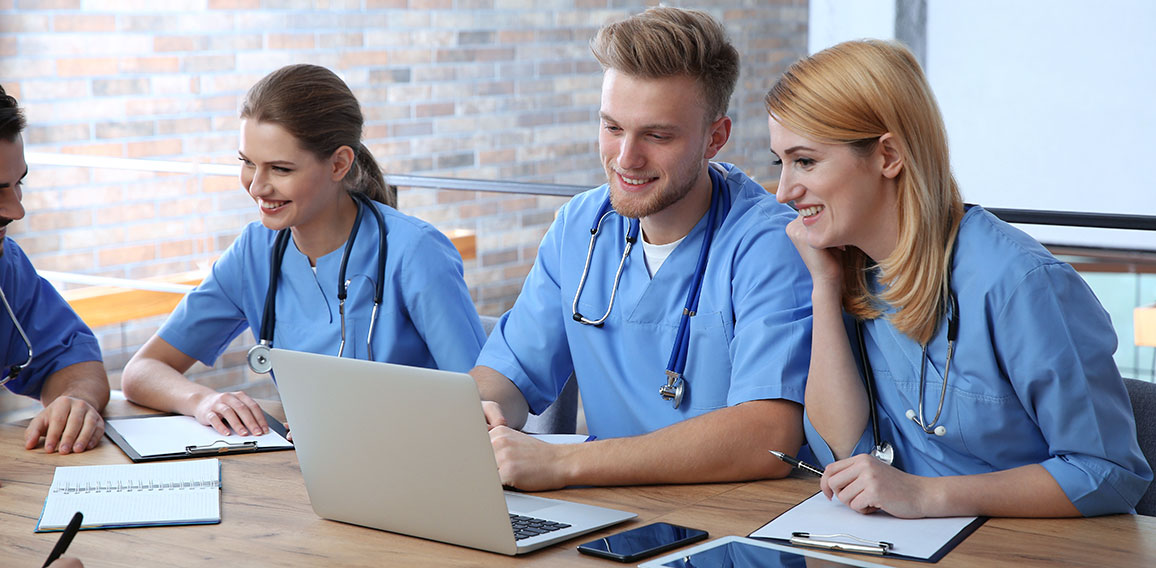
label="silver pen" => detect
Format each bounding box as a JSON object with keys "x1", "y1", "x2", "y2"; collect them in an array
[{"x1": 769, "y1": 450, "x2": 824, "y2": 476}]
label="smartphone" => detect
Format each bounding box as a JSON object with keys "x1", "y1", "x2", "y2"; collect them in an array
[{"x1": 577, "y1": 522, "x2": 709, "y2": 563}]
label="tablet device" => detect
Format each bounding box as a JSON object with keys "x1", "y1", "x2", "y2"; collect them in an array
[{"x1": 639, "y1": 536, "x2": 893, "y2": 568}]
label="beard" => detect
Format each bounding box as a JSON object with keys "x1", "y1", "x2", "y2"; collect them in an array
[{"x1": 604, "y1": 161, "x2": 703, "y2": 220}]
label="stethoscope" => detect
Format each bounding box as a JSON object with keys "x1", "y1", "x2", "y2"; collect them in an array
[
  {"x1": 247, "y1": 193, "x2": 387, "y2": 374},
  {"x1": 857, "y1": 250, "x2": 959, "y2": 465},
  {"x1": 1, "y1": 284, "x2": 33, "y2": 388},
  {"x1": 571, "y1": 164, "x2": 729, "y2": 409}
]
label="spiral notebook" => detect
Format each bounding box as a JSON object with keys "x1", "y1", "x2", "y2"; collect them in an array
[{"x1": 36, "y1": 459, "x2": 222, "y2": 532}]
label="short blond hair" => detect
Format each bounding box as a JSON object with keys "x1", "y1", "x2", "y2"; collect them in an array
[
  {"x1": 591, "y1": 6, "x2": 739, "y2": 122},
  {"x1": 765, "y1": 40, "x2": 963, "y2": 344}
]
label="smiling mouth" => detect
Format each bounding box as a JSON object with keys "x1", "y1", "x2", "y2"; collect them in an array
[
  {"x1": 797, "y1": 205, "x2": 824, "y2": 217},
  {"x1": 614, "y1": 170, "x2": 657, "y2": 187},
  {"x1": 259, "y1": 199, "x2": 288, "y2": 210}
]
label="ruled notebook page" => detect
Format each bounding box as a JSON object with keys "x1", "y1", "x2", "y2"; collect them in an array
[{"x1": 37, "y1": 459, "x2": 221, "y2": 531}]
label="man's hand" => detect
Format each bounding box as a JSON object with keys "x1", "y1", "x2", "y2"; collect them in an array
[
  {"x1": 24, "y1": 396, "x2": 104, "y2": 454},
  {"x1": 489, "y1": 426, "x2": 573, "y2": 491}
]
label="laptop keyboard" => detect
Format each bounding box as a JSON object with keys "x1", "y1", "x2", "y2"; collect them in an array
[{"x1": 509, "y1": 513, "x2": 571, "y2": 541}]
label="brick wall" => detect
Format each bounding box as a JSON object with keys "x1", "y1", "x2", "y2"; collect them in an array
[{"x1": 0, "y1": 0, "x2": 808, "y2": 401}]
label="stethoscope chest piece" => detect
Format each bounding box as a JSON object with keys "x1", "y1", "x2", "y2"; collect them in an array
[
  {"x1": 872, "y1": 441, "x2": 895, "y2": 465},
  {"x1": 659, "y1": 371, "x2": 686, "y2": 409},
  {"x1": 247, "y1": 342, "x2": 274, "y2": 374}
]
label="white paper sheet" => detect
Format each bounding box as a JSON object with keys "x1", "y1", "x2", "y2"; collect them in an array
[
  {"x1": 108, "y1": 414, "x2": 291, "y2": 457},
  {"x1": 750, "y1": 492, "x2": 978, "y2": 560}
]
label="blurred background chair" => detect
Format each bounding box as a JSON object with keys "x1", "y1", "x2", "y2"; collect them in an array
[{"x1": 1124, "y1": 377, "x2": 1156, "y2": 516}]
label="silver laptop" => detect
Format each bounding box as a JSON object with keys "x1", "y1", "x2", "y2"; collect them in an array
[{"x1": 270, "y1": 348, "x2": 636, "y2": 555}]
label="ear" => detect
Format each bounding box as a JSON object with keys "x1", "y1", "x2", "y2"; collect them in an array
[
  {"x1": 329, "y1": 145, "x2": 355, "y2": 182},
  {"x1": 877, "y1": 132, "x2": 904, "y2": 179},
  {"x1": 703, "y1": 115, "x2": 732, "y2": 160}
]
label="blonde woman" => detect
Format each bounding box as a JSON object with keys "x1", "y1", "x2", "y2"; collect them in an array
[{"x1": 767, "y1": 40, "x2": 1151, "y2": 518}]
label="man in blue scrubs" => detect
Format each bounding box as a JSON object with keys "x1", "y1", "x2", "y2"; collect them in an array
[
  {"x1": 472, "y1": 7, "x2": 813, "y2": 491},
  {"x1": 1, "y1": 85, "x2": 108, "y2": 456}
]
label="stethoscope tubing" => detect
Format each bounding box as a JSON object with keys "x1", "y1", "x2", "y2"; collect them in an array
[
  {"x1": 249, "y1": 193, "x2": 388, "y2": 373},
  {"x1": 0, "y1": 283, "x2": 33, "y2": 386},
  {"x1": 858, "y1": 241, "x2": 960, "y2": 457},
  {"x1": 571, "y1": 164, "x2": 729, "y2": 408}
]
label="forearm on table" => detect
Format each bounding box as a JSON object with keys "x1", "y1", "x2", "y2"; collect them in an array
[
  {"x1": 39, "y1": 361, "x2": 110, "y2": 412},
  {"x1": 925, "y1": 464, "x2": 1079, "y2": 518},
  {"x1": 559, "y1": 399, "x2": 803, "y2": 487},
  {"x1": 804, "y1": 287, "x2": 869, "y2": 460},
  {"x1": 122, "y1": 351, "x2": 213, "y2": 416}
]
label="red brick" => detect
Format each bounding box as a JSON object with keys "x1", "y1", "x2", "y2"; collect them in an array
[
  {"x1": 26, "y1": 124, "x2": 89, "y2": 145},
  {"x1": 23, "y1": 209, "x2": 92, "y2": 232},
  {"x1": 208, "y1": 0, "x2": 259, "y2": 7},
  {"x1": 410, "y1": 0, "x2": 451, "y2": 8},
  {"x1": 153, "y1": 36, "x2": 206, "y2": 53},
  {"x1": 93, "y1": 78, "x2": 149, "y2": 97},
  {"x1": 126, "y1": 138, "x2": 182, "y2": 158},
  {"x1": 56, "y1": 58, "x2": 118, "y2": 77},
  {"x1": 319, "y1": 32, "x2": 363, "y2": 49},
  {"x1": 267, "y1": 33, "x2": 315, "y2": 50},
  {"x1": 98, "y1": 244, "x2": 157, "y2": 267},
  {"x1": 415, "y1": 102, "x2": 454, "y2": 118},
  {"x1": 95, "y1": 203, "x2": 154, "y2": 225},
  {"x1": 30, "y1": 252, "x2": 95, "y2": 272},
  {"x1": 53, "y1": 14, "x2": 116, "y2": 32},
  {"x1": 183, "y1": 54, "x2": 235, "y2": 73},
  {"x1": 159, "y1": 239, "x2": 195, "y2": 259},
  {"x1": 18, "y1": 0, "x2": 79, "y2": 7},
  {"x1": 120, "y1": 56, "x2": 181, "y2": 74},
  {"x1": 59, "y1": 142, "x2": 124, "y2": 157},
  {"x1": 366, "y1": 0, "x2": 406, "y2": 7},
  {"x1": 203, "y1": 176, "x2": 241, "y2": 193},
  {"x1": 339, "y1": 50, "x2": 391, "y2": 69},
  {"x1": 156, "y1": 117, "x2": 212, "y2": 135},
  {"x1": 0, "y1": 37, "x2": 16, "y2": 57}
]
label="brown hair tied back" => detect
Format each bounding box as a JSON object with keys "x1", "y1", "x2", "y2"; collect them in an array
[{"x1": 241, "y1": 64, "x2": 396, "y2": 208}]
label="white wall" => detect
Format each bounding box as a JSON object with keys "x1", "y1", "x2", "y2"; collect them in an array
[{"x1": 809, "y1": 0, "x2": 1156, "y2": 250}]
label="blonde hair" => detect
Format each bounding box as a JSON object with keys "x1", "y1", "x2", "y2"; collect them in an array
[
  {"x1": 241, "y1": 64, "x2": 396, "y2": 208},
  {"x1": 765, "y1": 40, "x2": 963, "y2": 344},
  {"x1": 590, "y1": 6, "x2": 739, "y2": 122}
]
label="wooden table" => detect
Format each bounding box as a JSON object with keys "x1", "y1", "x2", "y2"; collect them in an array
[{"x1": 3, "y1": 399, "x2": 1155, "y2": 567}]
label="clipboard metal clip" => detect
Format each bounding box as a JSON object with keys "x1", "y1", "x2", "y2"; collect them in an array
[
  {"x1": 790, "y1": 532, "x2": 893, "y2": 555},
  {"x1": 185, "y1": 439, "x2": 259, "y2": 456}
]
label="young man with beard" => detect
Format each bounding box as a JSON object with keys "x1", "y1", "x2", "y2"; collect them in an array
[
  {"x1": 471, "y1": 7, "x2": 813, "y2": 490},
  {"x1": 0, "y1": 85, "x2": 108, "y2": 457}
]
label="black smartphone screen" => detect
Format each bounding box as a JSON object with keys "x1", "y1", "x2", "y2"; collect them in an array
[{"x1": 577, "y1": 522, "x2": 709, "y2": 562}]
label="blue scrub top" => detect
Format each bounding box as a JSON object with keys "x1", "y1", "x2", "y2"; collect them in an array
[
  {"x1": 478, "y1": 163, "x2": 813, "y2": 439},
  {"x1": 1, "y1": 238, "x2": 102, "y2": 398},
  {"x1": 805, "y1": 206, "x2": 1153, "y2": 516},
  {"x1": 159, "y1": 200, "x2": 486, "y2": 374}
]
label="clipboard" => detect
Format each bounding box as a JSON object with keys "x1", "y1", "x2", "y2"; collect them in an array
[
  {"x1": 639, "y1": 536, "x2": 894, "y2": 568},
  {"x1": 748, "y1": 492, "x2": 986, "y2": 563},
  {"x1": 105, "y1": 411, "x2": 293, "y2": 462}
]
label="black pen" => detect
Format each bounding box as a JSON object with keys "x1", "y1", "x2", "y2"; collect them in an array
[
  {"x1": 43, "y1": 511, "x2": 83, "y2": 568},
  {"x1": 769, "y1": 450, "x2": 824, "y2": 477}
]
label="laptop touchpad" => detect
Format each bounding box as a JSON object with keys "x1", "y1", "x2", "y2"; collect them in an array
[{"x1": 505, "y1": 492, "x2": 555, "y2": 514}]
